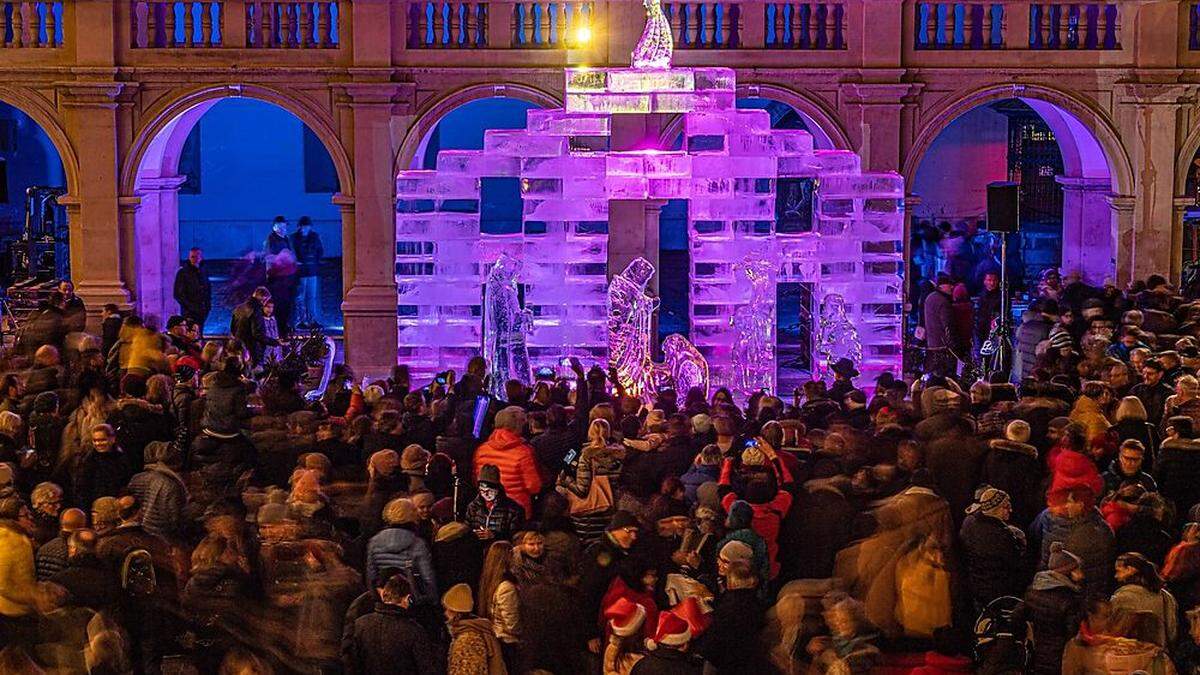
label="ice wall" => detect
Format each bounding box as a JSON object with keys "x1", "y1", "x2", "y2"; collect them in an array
[{"x1": 396, "y1": 66, "x2": 904, "y2": 394}]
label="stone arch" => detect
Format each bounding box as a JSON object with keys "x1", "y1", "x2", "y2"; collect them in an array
[
  {"x1": 1175, "y1": 120, "x2": 1200, "y2": 197},
  {"x1": 395, "y1": 83, "x2": 562, "y2": 174},
  {"x1": 657, "y1": 83, "x2": 851, "y2": 151},
  {"x1": 122, "y1": 83, "x2": 353, "y2": 197},
  {"x1": 904, "y1": 83, "x2": 1135, "y2": 284},
  {"x1": 903, "y1": 84, "x2": 1133, "y2": 196},
  {"x1": 119, "y1": 84, "x2": 354, "y2": 323},
  {"x1": 0, "y1": 87, "x2": 79, "y2": 197}
]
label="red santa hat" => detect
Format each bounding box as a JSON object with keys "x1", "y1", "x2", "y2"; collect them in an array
[
  {"x1": 603, "y1": 597, "x2": 647, "y2": 638},
  {"x1": 669, "y1": 596, "x2": 711, "y2": 638},
  {"x1": 645, "y1": 609, "x2": 691, "y2": 651}
]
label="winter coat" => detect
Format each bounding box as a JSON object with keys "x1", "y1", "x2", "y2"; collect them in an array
[
  {"x1": 342, "y1": 603, "x2": 441, "y2": 675},
  {"x1": 1156, "y1": 436, "x2": 1200, "y2": 514},
  {"x1": 365, "y1": 526, "x2": 436, "y2": 601},
  {"x1": 490, "y1": 579, "x2": 520, "y2": 643},
  {"x1": 464, "y1": 492, "x2": 525, "y2": 541},
  {"x1": 924, "y1": 289, "x2": 954, "y2": 350},
  {"x1": 680, "y1": 462, "x2": 720, "y2": 507},
  {"x1": 173, "y1": 261, "x2": 212, "y2": 321},
  {"x1": 1024, "y1": 570, "x2": 1084, "y2": 675},
  {"x1": 530, "y1": 426, "x2": 575, "y2": 481},
  {"x1": 693, "y1": 587, "x2": 769, "y2": 675},
  {"x1": 783, "y1": 479, "x2": 856, "y2": 580},
  {"x1": 1102, "y1": 458, "x2": 1157, "y2": 497},
  {"x1": 974, "y1": 288, "x2": 1003, "y2": 347},
  {"x1": 1132, "y1": 381, "x2": 1174, "y2": 426},
  {"x1": 51, "y1": 553, "x2": 121, "y2": 611},
  {"x1": 229, "y1": 297, "x2": 275, "y2": 364},
  {"x1": 74, "y1": 449, "x2": 132, "y2": 509},
  {"x1": 448, "y1": 615, "x2": 507, "y2": 675},
  {"x1": 1030, "y1": 508, "x2": 1115, "y2": 598},
  {"x1": 629, "y1": 648, "x2": 703, "y2": 675},
  {"x1": 959, "y1": 513, "x2": 1027, "y2": 608},
  {"x1": 894, "y1": 541, "x2": 953, "y2": 638},
  {"x1": 108, "y1": 398, "x2": 173, "y2": 470},
  {"x1": 1070, "y1": 396, "x2": 1112, "y2": 444},
  {"x1": 981, "y1": 438, "x2": 1044, "y2": 528},
  {"x1": 0, "y1": 520, "x2": 37, "y2": 616},
  {"x1": 1110, "y1": 583, "x2": 1177, "y2": 646},
  {"x1": 127, "y1": 464, "x2": 188, "y2": 538},
  {"x1": 1164, "y1": 396, "x2": 1200, "y2": 437},
  {"x1": 720, "y1": 488, "x2": 792, "y2": 580},
  {"x1": 36, "y1": 536, "x2": 68, "y2": 582},
  {"x1": 1114, "y1": 512, "x2": 1173, "y2": 565},
  {"x1": 473, "y1": 428, "x2": 543, "y2": 518},
  {"x1": 1014, "y1": 311, "x2": 1054, "y2": 382},
  {"x1": 199, "y1": 371, "x2": 250, "y2": 437},
  {"x1": 290, "y1": 229, "x2": 324, "y2": 277},
  {"x1": 923, "y1": 426, "x2": 985, "y2": 525},
  {"x1": 579, "y1": 534, "x2": 635, "y2": 637}
]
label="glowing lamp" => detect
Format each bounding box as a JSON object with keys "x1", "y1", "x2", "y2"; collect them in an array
[{"x1": 573, "y1": 24, "x2": 593, "y2": 46}]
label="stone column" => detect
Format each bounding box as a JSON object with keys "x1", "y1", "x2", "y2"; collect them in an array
[
  {"x1": 1115, "y1": 84, "x2": 1188, "y2": 286},
  {"x1": 59, "y1": 83, "x2": 132, "y2": 325},
  {"x1": 132, "y1": 175, "x2": 187, "y2": 323},
  {"x1": 1107, "y1": 194, "x2": 1136, "y2": 284},
  {"x1": 1056, "y1": 175, "x2": 1115, "y2": 285},
  {"x1": 842, "y1": 83, "x2": 913, "y2": 173},
  {"x1": 339, "y1": 83, "x2": 404, "y2": 379}
]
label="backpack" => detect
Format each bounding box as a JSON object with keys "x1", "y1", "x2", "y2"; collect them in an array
[{"x1": 121, "y1": 548, "x2": 157, "y2": 597}]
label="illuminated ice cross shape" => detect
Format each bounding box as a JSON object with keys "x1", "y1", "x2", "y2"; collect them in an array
[
  {"x1": 631, "y1": 0, "x2": 673, "y2": 69},
  {"x1": 394, "y1": 40, "x2": 907, "y2": 399}
]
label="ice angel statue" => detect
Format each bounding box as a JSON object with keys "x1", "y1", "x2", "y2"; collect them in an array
[
  {"x1": 632, "y1": 0, "x2": 673, "y2": 69},
  {"x1": 731, "y1": 255, "x2": 776, "y2": 397},
  {"x1": 482, "y1": 253, "x2": 533, "y2": 400},
  {"x1": 608, "y1": 257, "x2": 659, "y2": 400},
  {"x1": 814, "y1": 292, "x2": 862, "y2": 379}
]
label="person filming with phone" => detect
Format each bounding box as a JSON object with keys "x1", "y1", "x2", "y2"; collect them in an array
[{"x1": 557, "y1": 418, "x2": 624, "y2": 545}]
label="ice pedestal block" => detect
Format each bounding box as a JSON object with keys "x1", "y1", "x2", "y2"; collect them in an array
[{"x1": 397, "y1": 65, "x2": 904, "y2": 400}]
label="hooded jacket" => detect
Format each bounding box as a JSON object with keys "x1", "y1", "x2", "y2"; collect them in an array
[
  {"x1": 464, "y1": 482, "x2": 525, "y2": 541},
  {"x1": 473, "y1": 428, "x2": 542, "y2": 518},
  {"x1": 199, "y1": 371, "x2": 250, "y2": 437},
  {"x1": 981, "y1": 438, "x2": 1043, "y2": 527},
  {"x1": 1031, "y1": 508, "x2": 1114, "y2": 599},
  {"x1": 1024, "y1": 570, "x2": 1084, "y2": 675}
]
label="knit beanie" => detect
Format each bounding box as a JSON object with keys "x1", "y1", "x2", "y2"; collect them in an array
[
  {"x1": 442, "y1": 583, "x2": 474, "y2": 614},
  {"x1": 691, "y1": 414, "x2": 713, "y2": 436},
  {"x1": 1048, "y1": 542, "x2": 1082, "y2": 574},
  {"x1": 726, "y1": 500, "x2": 753, "y2": 530},
  {"x1": 965, "y1": 486, "x2": 1010, "y2": 517},
  {"x1": 1005, "y1": 420, "x2": 1031, "y2": 444},
  {"x1": 401, "y1": 444, "x2": 431, "y2": 474},
  {"x1": 718, "y1": 540, "x2": 753, "y2": 565}
]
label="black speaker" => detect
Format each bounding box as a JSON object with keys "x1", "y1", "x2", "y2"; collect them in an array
[{"x1": 986, "y1": 182, "x2": 1020, "y2": 233}]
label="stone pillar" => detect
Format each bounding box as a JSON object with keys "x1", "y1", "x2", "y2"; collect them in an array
[
  {"x1": 608, "y1": 200, "x2": 667, "y2": 292},
  {"x1": 59, "y1": 83, "x2": 132, "y2": 325},
  {"x1": 842, "y1": 83, "x2": 912, "y2": 173},
  {"x1": 340, "y1": 84, "x2": 402, "y2": 380},
  {"x1": 1107, "y1": 194, "x2": 1136, "y2": 284},
  {"x1": 132, "y1": 175, "x2": 187, "y2": 323},
  {"x1": 1056, "y1": 175, "x2": 1115, "y2": 285},
  {"x1": 1116, "y1": 84, "x2": 1187, "y2": 286}
]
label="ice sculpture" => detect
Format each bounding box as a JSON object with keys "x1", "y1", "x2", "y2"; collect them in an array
[
  {"x1": 483, "y1": 253, "x2": 533, "y2": 400},
  {"x1": 814, "y1": 293, "x2": 863, "y2": 378},
  {"x1": 731, "y1": 255, "x2": 776, "y2": 396},
  {"x1": 662, "y1": 333, "x2": 709, "y2": 399},
  {"x1": 631, "y1": 0, "x2": 673, "y2": 70},
  {"x1": 607, "y1": 257, "x2": 659, "y2": 400},
  {"x1": 395, "y1": 10, "x2": 905, "y2": 394}
]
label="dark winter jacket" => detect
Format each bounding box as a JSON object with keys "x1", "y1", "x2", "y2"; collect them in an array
[
  {"x1": 923, "y1": 289, "x2": 954, "y2": 350},
  {"x1": 342, "y1": 603, "x2": 441, "y2": 675},
  {"x1": 290, "y1": 230, "x2": 324, "y2": 277},
  {"x1": 680, "y1": 462, "x2": 720, "y2": 506},
  {"x1": 924, "y1": 427, "x2": 985, "y2": 526},
  {"x1": 199, "y1": 371, "x2": 250, "y2": 437},
  {"x1": 127, "y1": 464, "x2": 188, "y2": 538},
  {"x1": 107, "y1": 398, "x2": 173, "y2": 472},
  {"x1": 694, "y1": 588, "x2": 770, "y2": 675},
  {"x1": 1158, "y1": 436, "x2": 1200, "y2": 515},
  {"x1": 1030, "y1": 508, "x2": 1115, "y2": 598},
  {"x1": 1014, "y1": 311, "x2": 1054, "y2": 382},
  {"x1": 981, "y1": 438, "x2": 1044, "y2": 528},
  {"x1": 1101, "y1": 458, "x2": 1157, "y2": 497},
  {"x1": 365, "y1": 526, "x2": 436, "y2": 601},
  {"x1": 229, "y1": 297, "x2": 277, "y2": 364},
  {"x1": 959, "y1": 513, "x2": 1027, "y2": 608},
  {"x1": 1131, "y1": 381, "x2": 1174, "y2": 426},
  {"x1": 74, "y1": 450, "x2": 132, "y2": 509},
  {"x1": 464, "y1": 491, "x2": 525, "y2": 542},
  {"x1": 173, "y1": 261, "x2": 212, "y2": 321},
  {"x1": 51, "y1": 554, "x2": 121, "y2": 611},
  {"x1": 1024, "y1": 570, "x2": 1083, "y2": 675},
  {"x1": 784, "y1": 479, "x2": 856, "y2": 579},
  {"x1": 530, "y1": 426, "x2": 575, "y2": 478}
]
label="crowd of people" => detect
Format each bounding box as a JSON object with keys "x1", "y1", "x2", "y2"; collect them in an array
[{"x1": 7, "y1": 267, "x2": 1200, "y2": 673}]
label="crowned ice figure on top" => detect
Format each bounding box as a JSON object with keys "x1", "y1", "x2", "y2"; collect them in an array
[{"x1": 632, "y1": 0, "x2": 673, "y2": 69}]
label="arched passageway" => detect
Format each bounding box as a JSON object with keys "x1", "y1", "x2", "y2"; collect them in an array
[
  {"x1": 907, "y1": 93, "x2": 1126, "y2": 295},
  {"x1": 0, "y1": 100, "x2": 68, "y2": 288},
  {"x1": 125, "y1": 91, "x2": 351, "y2": 335}
]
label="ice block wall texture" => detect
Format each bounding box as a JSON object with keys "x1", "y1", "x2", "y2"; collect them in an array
[{"x1": 396, "y1": 66, "x2": 905, "y2": 391}]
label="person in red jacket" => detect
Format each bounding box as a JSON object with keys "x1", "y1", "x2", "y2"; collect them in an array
[
  {"x1": 473, "y1": 406, "x2": 543, "y2": 518},
  {"x1": 718, "y1": 443, "x2": 793, "y2": 580}
]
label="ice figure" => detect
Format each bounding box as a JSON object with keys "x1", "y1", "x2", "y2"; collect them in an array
[
  {"x1": 631, "y1": 0, "x2": 673, "y2": 70},
  {"x1": 814, "y1": 293, "x2": 862, "y2": 379},
  {"x1": 608, "y1": 257, "x2": 659, "y2": 400},
  {"x1": 662, "y1": 333, "x2": 709, "y2": 399},
  {"x1": 731, "y1": 255, "x2": 776, "y2": 396},
  {"x1": 483, "y1": 253, "x2": 533, "y2": 400}
]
